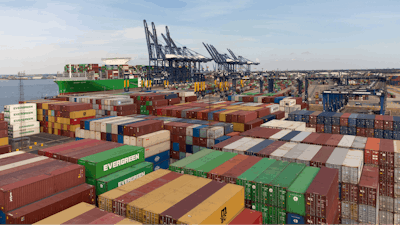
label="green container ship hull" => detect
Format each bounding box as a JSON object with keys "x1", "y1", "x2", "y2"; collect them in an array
[{"x1": 55, "y1": 78, "x2": 139, "y2": 95}]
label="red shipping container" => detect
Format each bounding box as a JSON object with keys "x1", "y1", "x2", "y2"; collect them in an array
[
  {"x1": 358, "y1": 166, "x2": 379, "y2": 206},
  {"x1": 356, "y1": 128, "x2": 366, "y2": 137},
  {"x1": 171, "y1": 151, "x2": 179, "y2": 160},
  {"x1": 255, "y1": 107, "x2": 270, "y2": 118},
  {"x1": 168, "y1": 98, "x2": 180, "y2": 105},
  {"x1": 341, "y1": 183, "x2": 358, "y2": 203},
  {"x1": 0, "y1": 145, "x2": 12, "y2": 155},
  {"x1": 383, "y1": 115, "x2": 393, "y2": 130},
  {"x1": 61, "y1": 103, "x2": 92, "y2": 112},
  {"x1": 193, "y1": 137, "x2": 200, "y2": 146},
  {"x1": 0, "y1": 130, "x2": 7, "y2": 138},
  {"x1": 310, "y1": 146, "x2": 335, "y2": 168},
  {"x1": 364, "y1": 138, "x2": 380, "y2": 165},
  {"x1": 366, "y1": 128, "x2": 374, "y2": 137},
  {"x1": 379, "y1": 181, "x2": 394, "y2": 197},
  {"x1": 324, "y1": 134, "x2": 342, "y2": 147},
  {"x1": 0, "y1": 163, "x2": 85, "y2": 212},
  {"x1": 316, "y1": 124, "x2": 324, "y2": 133},
  {"x1": 332, "y1": 125, "x2": 340, "y2": 134},
  {"x1": 0, "y1": 113, "x2": 4, "y2": 121},
  {"x1": 185, "y1": 96, "x2": 197, "y2": 102},
  {"x1": 244, "y1": 119, "x2": 263, "y2": 131},
  {"x1": 40, "y1": 139, "x2": 99, "y2": 158},
  {"x1": 125, "y1": 120, "x2": 163, "y2": 137},
  {"x1": 375, "y1": 115, "x2": 384, "y2": 129},
  {"x1": 306, "y1": 167, "x2": 339, "y2": 218},
  {"x1": 272, "y1": 111, "x2": 285, "y2": 120},
  {"x1": 309, "y1": 123, "x2": 316, "y2": 129},
  {"x1": 229, "y1": 209, "x2": 262, "y2": 224},
  {"x1": 0, "y1": 121, "x2": 8, "y2": 130},
  {"x1": 237, "y1": 111, "x2": 258, "y2": 123},
  {"x1": 309, "y1": 111, "x2": 321, "y2": 124},
  {"x1": 199, "y1": 138, "x2": 207, "y2": 147},
  {"x1": 339, "y1": 113, "x2": 350, "y2": 127},
  {"x1": 379, "y1": 165, "x2": 395, "y2": 183},
  {"x1": 227, "y1": 132, "x2": 240, "y2": 136},
  {"x1": 305, "y1": 197, "x2": 338, "y2": 224},
  {"x1": 5, "y1": 183, "x2": 95, "y2": 224},
  {"x1": 379, "y1": 139, "x2": 395, "y2": 168}
]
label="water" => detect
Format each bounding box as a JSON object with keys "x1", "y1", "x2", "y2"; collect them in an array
[{"x1": 0, "y1": 79, "x2": 59, "y2": 111}]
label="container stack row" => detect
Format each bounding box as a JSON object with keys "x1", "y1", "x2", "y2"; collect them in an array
[
  {"x1": 97, "y1": 168, "x2": 257, "y2": 224},
  {"x1": 0, "y1": 113, "x2": 10, "y2": 155},
  {"x1": 289, "y1": 110, "x2": 400, "y2": 140},
  {"x1": 4, "y1": 103, "x2": 40, "y2": 139},
  {"x1": 74, "y1": 116, "x2": 171, "y2": 171},
  {"x1": 72, "y1": 94, "x2": 136, "y2": 117},
  {"x1": 0, "y1": 151, "x2": 92, "y2": 224},
  {"x1": 169, "y1": 148, "x2": 340, "y2": 224}
]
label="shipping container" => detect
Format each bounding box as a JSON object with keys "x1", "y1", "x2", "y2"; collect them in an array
[
  {"x1": 342, "y1": 150, "x2": 364, "y2": 184},
  {"x1": 326, "y1": 147, "x2": 350, "y2": 182},
  {"x1": 290, "y1": 131, "x2": 311, "y2": 143},
  {"x1": 245, "y1": 139, "x2": 275, "y2": 156},
  {"x1": 229, "y1": 208, "x2": 262, "y2": 224},
  {"x1": 338, "y1": 135, "x2": 356, "y2": 148},
  {"x1": 296, "y1": 145, "x2": 321, "y2": 166},
  {"x1": 222, "y1": 137, "x2": 253, "y2": 153},
  {"x1": 269, "y1": 142, "x2": 298, "y2": 161},
  {"x1": 286, "y1": 166, "x2": 320, "y2": 216},
  {"x1": 256, "y1": 141, "x2": 286, "y2": 158},
  {"x1": 379, "y1": 210, "x2": 394, "y2": 224},
  {"x1": 380, "y1": 139, "x2": 395, "y2": 167},
  {"x1": 213, "y1": 136, "x2": 243, "y2": 151},
  {"x1": 342, "y1": 182, "x2": 359, "y2": 203},
  {"x1": 281, "y1": 143, "x2": 309, "y2": 162},
  {"x1": 341, "y1": 201, "x2": 358, "y2": 221},
  {"x1": 358, "y1": 166, "x2": 379, "y2": 206},
  {"x1": 232, "y1": 138, "x2": 264, "y2": 155},
  {"x1": 32, "y1": 202, "x2": 96, "y2": 224},
  {"x1": 221, "y1": 156, "x2": 262, "y2": 184},
  {"x1": 365, "y1": 137, "x2": 380, "y2": 165},
  {"x1": 351, "y1": 136, "x2": 368, "y2": 150},
  {"x1": 182, "y1": 151, "x2": 225, "y2": 175},
  {"x1": 195, "y1": 152, "x2": 237, "y2": 178},
  {"x1": 207, "y1": 154, "x2": 248, "y2": 182}
]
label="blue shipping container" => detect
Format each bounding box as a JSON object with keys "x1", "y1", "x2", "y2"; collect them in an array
[
  {"x1": 324, "y1": 112, "x2": 334, "y2": 125},
  {"x1": 317, "y1": 112, "x2": 327, "y2": 124},
  {"x1": 154, "y1": 159, "x2": 170, "y2": 170},
  {"x1": 287, "y1": 213, "x2": 305, "y2": 224},
  {"x1": 117, "y1": 135, "x2": 124, "y2": 144},
  {"x1": 339, "y1": 183, "x2": 342, "y2": 200},
  {"x1": 348, "y1": 127, "x2": 357, "y2": 136},
  {"x1": 186, "y1": 144, "x2": 193, "y2": 153},
  {"x1": 173, "y1": 142, "x2": 180, "y2": 151},
  {"x1": 332, "y1": 113, "x2": 343, "y2": 126},
  {"x1": 340, "y1": 127, "x2": 348, "y2": 135},
  {"x1": 393, "y1": 131, "x2": 400, "y2": 140},
  {"x1": 245, "y1": 139, "x2": 275, "y2": 156},
  {"x1": 261, "y1": 114, "x2": 276, "y2": 123},
  {"x1": 348, "y1": 114, "x2": 358, "y2": 127},
  {"x1": 215, "y1": 136, "x2": 231, "y2": 145},
  {"x1": 294, "y1": 111, "x2": 305, "y2": 122},
  {"x1": 280, "y1": 131, "x2": 301, "y2": 141},
  {"x1": 193, "y1": 125, "x2": 208, "y2": 137},
  {"x1": 384, "y1": 130, "x2": 393, "y2": 139},
  {"x1": 302, "y1": 111, "x2": 314, "y2": 123},
  {"x1": 374, "y1": 129, "x2": 384, "y2": 139},
  {"x1": 356, "y1": 114, "x2": 366, "y2": 128},
  {"x1": 393, "y1": 116, "x2": 400, "y2": 131},
  {"x1": 325, "y1": 125, "x2": 332, "y2": 133},
  {"x1": 106, "y1": 133, "x2": 112, "y2": 142},
  {"x1": 146, "y1": 150, "x2": 170, "y2": 164},
  {"x1": 365, "y1": 115, "x2": 375, "y2": 129}
]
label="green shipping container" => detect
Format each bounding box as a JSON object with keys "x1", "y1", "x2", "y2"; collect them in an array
[
  {"x1": 195, "y1": 152, "x2": 237, "y2": 178},
  {"x1": 236, "y1": 158, "x2": 276, "y2": 201},
  {"x1": 169, "y1": 149, "x2": 215, "y2": 173},
  {"x1": 268, "y1": 206, "x2": 286, "y2": 224},
  {"x1": 286, "y1": 166, "x2": 320, "y2": 216},
  {"x1": 183, "y1": 151, "x2": 225, "y2": 175},
  {"x1": 86, "y1": 177, "x2": 96, "y2": 187},
  {"x1": 253, "y1": 161, "x2": 289, "y2": 203},
  {"x1": 96, "y1": 161, "x2": 153, "y2": 195},
  {"x1": 77, "y1": 146, "x2": 145, "y2": 179},
  {"x1": 269, "y1": 162, "x2": 306, "y2": 208}
]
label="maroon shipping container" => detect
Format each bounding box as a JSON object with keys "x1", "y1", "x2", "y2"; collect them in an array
[
  {"x1": 316, "y1": 124, "x2": 324, "y2": 133},
  {"x1": 226, "y1": 111, "x2": 238, "y2": 123},
  {"x1": 125, "y1": 120, "x2": 164, "y2": 137},
  {"x1": 358, "y1": 166, "x2": 379, "y2": 206},
  {"x1": 306, "y1": 167, "x2": 339, "y2": 218},
  {"x1": 0, "y1": 158, "x2": 54, "y2": 178},
  {"x1": 364, "y1": 138, "x2": 380, "y2": 166},
  {"x1": 0, "y1": 130, "x2": 7, "y2": 138},
  {"x1": 244, "y1": 119, "x2": 263, "y2": 131},
  {"x1": 256, "y1": 141, "x2": 286, "y2": 158},
  {"x1": 168, "y1": 98, "x2": 180, "y2": 105},
  {"x1": 255, "y1": 107, "x2": 270, "y2": 118},
  {"x1": 356, "y1": 128, "x2": 366, "y2": 137},
  {"x1": 192, "y1": 137, "x2": 200, "y2": 146},
  {"x1": 199, "y1": 138, "x2": 207, "y2": 147},
  {"x1": 113, "y1": 172, "x2": 182, "y2": 216},
  {"x1": 239, "y1": 127, "x2": 263, "y2": 137},
  {"x1": 5, "y1": 183, "x2": 95, "y2": 224},
  {"x1": 0, "y1": 145, "x2": 11, "y2": 155},
  {"x1": 310, "y1": 146, "x2": 335, "y2": 168},
  {"x1": 189, "y1": 108, "x2": 203, "y2": 119},
  {"x1": 324, "y1": 134, "x2": 343, "y2": 147},
  {"x1": 212, "y1": 136, "x2": 243, "y2": 151},
  {"x1": 101, "y1": 132, "x2": 107, "y2": 141},
  {"x1": 305, "y1": 197, "x2": 338, "y2": 224},
  {"x1": 302, "y1": 133, "x2": 321, "y2": 145},
  {"x1": 237, "y1": 111, "x2": 258, "y2": 123},
  {"x1": 309, "y1": 111, "x2": 321, "y2": 124},
  {"x1": 113, "y1": 104, "x2": 137, "y2": 112},
  {"x1": 0, "y1": 153, "x2": 40, "y2": 166},
  {"x1": 221, "y1": 156, "x2": 262, "y2": 184},
  {"x1": 159, "y1": 181, "x2": 227, "y2": 224},
  {"x1": 332, "y1": 125, "x2": 340, "y2": 134},
  {"x1": 61, "y1": 103, "x2": 92, "y2": 112},
  {"x1": 111, "y1": 134, "x2": 118, "y2": 143},
  {"x1": 341, "y1": 183, "x2": 358, "y2": 203},
  {"x1": 171, "y1": 107, "x2": 186, "y2": 118},
  {"x1": 365, "y1": 128, "x2": 374, "y2": 137},
  {"x1": 0, "y1": 121, "x2": 7, "y2": 130},
  {"x1": 62, "y1": 207, "x2": 108, "y2": 224},
  {"x1": 171, "y1": 151, "x2": 179, "y2": 160},
  {"x1": 0, "y1": 163, "x2": 85, "y2": 212},
  {"x1": 379, "y1": 181, "x2": 394, "y2": 197},
  {"x1": 379, "y1": 165, "x2": 395, "y2": 183},
  {"x1": 379, "y1": 139, "x2": 395, "y2": 168},
  {"x1": 243, "y1": 127, "x2": 281, "y2": 139},
  {"x1": 272, "y1": 111, "x2": 285, "y2": 120},
  {"x1": 375, "y1": 115, "x2": 384, "y2": 130},
  {"x1": 185, "y1": 96, "x2": 197, "y2": 102},
  {"x1": 43, "y1": 139, "x2": 100, "y2": 159},
  {"x1": 197, "y1": 109, "x2": 210, "y2": 120},
  {"x1": 0, "y1": 113, "x2": 4, "y2": 121},
  {"x1": 383, "y1": 115, "x2": 393, "y2": 130}
]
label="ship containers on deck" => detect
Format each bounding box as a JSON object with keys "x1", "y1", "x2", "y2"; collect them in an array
[
  {"x1": 375, "y1": 115, "x2": 384, "y2": 130},
  {"x1": 365, "y1": 114, "x2": 376, "y2": 129},
  {"x1": 93, "y1": 117, "x2": 121, "y2": 132},
  {"x1": 214, "y1": 136, "x2": 231, "y2": 145},
  {"x1": 351, "y1": 136, "x2": 368, "y2": 150},
  {"x1": 348, "y1": 113, "x2": 358, "y2": 127},
  {"x1": 280, "y1": 131, "x2": 301, "y2": 142},
  {"x1": 358, "y1": 166, "x2": 379, "y2": 206},
  {"x1": 245, "y1": 139, "x2": 275, "y2": 156},
  {"x1": 332, "y1": 112, "x2": 343, "y2": 126},
  {"x1": 60, "y1": 142, "x2": 123, "y2": 163},
  {"x1": 222, "y1": 137, "x2": 253, "y2": 153},
  {"x1": 356, "y1": 114, "x2": 366, "y2": 128},
  {"x1": 302, "y1": 111, "x2": 314, "y2": 123},
  {"x1": 286, "y1": 166, "x2": 321, "y2": 216},
  {"x1": 221, "y1": 156, "x2": 262, "y2": 184},
  {"x1": 295, "y1": 111, "x2": 306, "y2": 122},
  {"x1": 316, "y1": 112, "x2": 326, "y2": 124},
  {"x1": 286, "y1": 213, "x2": 305, "y2": 224},
  {"x1": 95, "y1": 161, "x2": 153, "y2": 195},
  {"x1": 213, "y1": 122, "x2": 234, "y2": 134},
  {"x1": 296, "y1": 145, "x2": 322, "y2": 166},
  {"x1": 393, "y1": 116, "x2": 400, "y2": 131},
  {"x1": 124, "y1": 120, "x2": 163, "y2": 137},
  {"x1": 305, "y1": 166, "x2": 339, "y2": 218},
  {"x1": 324, "y1": 134, "x2": 343, "y2": 147},
  {"x1": 337, "y1": 135, "x2": 356, "y2": 148},
  {"x1": 182, "y1": 151, "x2": 225, "y2": 175},
  {"x1": 77, "y1": 145, "x2": 144, "y2": 179},
  {"x1": 212, "y1": 136, "x2": 243, "y2": 151},
  {"x1": 256, "y1": 141, "x2": 286, "y2": 158},
  {"x1": 358, "y1": 203, "x2": 378, "y2": 224},
  {"x1": 38, "y1": 139, "x2": 96, "y2": 157},
  {"x1": 268, "y1": 162, "x2": 306, "y2": 208},
  {"x1": 309, "y1": 111, "x2": 321, "y2": 124},
  {"x1": 365, "y1": 137, "x2": 380, "y2": 165},
  {"x1": 379, "y1": 139, "x2": 395, "y2": 168},
  {"x1": 281, "y1": 143, "x2": 309, "y2": 163},
  {"x1": 232, "y1": 138, "x2": 264, "y2": 155},
  {"x1": 195, "y1": 151, "x2": 237, "y2": 178},
  {"x1": 269, "y1": 142, "x2": 297, "y2": 161},
  {"x1": 342, "y1": 150, "x2": 364, "y2": 184},
  {"x1": 0, "y1": 159, "x2": 85, "y2": 212},
  {"x1": 323, "y1": 112, "x2": 334, "y2": 125},
  {"x1": 325, "y1": 147, "x2": 350, "y2": 183},
  {"x1": 111, "y1": 118, "x2": 141, "y2": 134},
  {"x1": 290, "y1": 131, "x2": 311, "y2": 143},
  {"x1": 252, "y1": 160, "x2": 290, "y2": 204},
  {"x1": 269, "y1": 129, "x2": 292, "y2": 141},
  {"x1": 379, "y1": 210, "x2": 394, "y2": 224},
  {"x1": 101, "y1": 117, "x2": 130, "y2": 133},
  {"x1": 383, "y1": 115, "x2": 394, "y2": 130},
  {"x1": 301, "y1": 133, "x2": 321, "y2": 145},
  {"x1": 229, "y1": 208, "x2": 262, "y2": 224},
  {"x1": 5, "y1": 183, "x2": 95, "y2": 224},
  {"x1": 136, "y1": 130, "x2": 170, "y2": 148},
  {"x1": 207, "y1": 155, "x2": 249, "y2": 182},
  {"x1": 236, "y1": 158, "x2": 276, "y2": 201}
]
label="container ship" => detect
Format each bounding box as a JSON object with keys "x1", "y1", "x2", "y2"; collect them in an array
[{"x1": 55, "y1": 57, "x2": 143, "y2": 95}]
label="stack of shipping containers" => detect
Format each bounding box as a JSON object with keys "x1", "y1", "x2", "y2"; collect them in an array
[
  {"x1": 4, "y1": 103, "x2": 39, "y2": 138},
  {"x1": 0, "y1": 112, "x2": 10, "y2": 154}
]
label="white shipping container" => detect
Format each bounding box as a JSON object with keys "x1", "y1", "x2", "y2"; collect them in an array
[
  {"x1": 136, "y1": 130, "x2": 170, "y2": 147},
  {"x1": 8, "y1": 121, "x2": 40, "y2": 132},
  {"x1": 83, "y1": 130, "x2": 90, "y2": 139},
  {"x1": 267, "y1": 104, "x2": 279, "y2": 114},
  {"x1": 269, "y1": 130, "x2": 292, "y2": 140},
  {"x1": 5, "y1": 114, "x2": 37, "y2": 125},
  {"x1": 207, "y1": 138, "x2": 215, "y2": 148},
  {"x1": 186, "y1": 124, "x2": 202, "y2": 136},
  {"x1": 394, "y1": 140, "x2": 400, "y2": 168},
  {"x1": 269, "y1": 142, "x2": 298, "y2": 161},
  {"x1": 296, "y1": 145, "x2": 322, "y2": 166},
  {"x1": 338, "y1": 135, "x2": 356, "y2": 148},
  {"x1": 8, "y1": 127, "x2": 39, "y2": 138},
  {"x1": 95, "y1": 117, "x2": 122, "y2": 132},
  {"x1": 90, "y1": 117, "x2": 113, "y2": 131},
  {"x1": 111, "y1": 118, "x2": 143, "y2": 134},
  {"x1": 280, "y1": 98, "x2": 296, "y2": 107},
  {"x1": 233, "y1": 138, "x2": 264, "y2": 155},
  {"x1": 90, "y1": 130, "x2": 96, "y2": 140},
  {"x1": 129, "y1": 136, "x2": 137, "y2": 146},
  {"x1": 0, "y1": 151, "x2": 24, "y2": 160},
  {"x1": 102, "y1": 117, "x2": 130, "y2": 133},
  {"x1": 282, "y1": 143, "x2": 309, "y2": 162},
  {"x1": 144, "y1": 141, "x2": 170, "y2": 158},
  {"x1": 326, "y1": 147, "x2": 350, "y2": 183},
  {"x1": 75, "y1": 128, "x2": 81, "y2": 138},
  {"x1": 342, "y1": 150, "x2": 364, "y2": 184},
  {"x1": 4, "y1": 103, "x2": 36, "y2": 113},
  {"x1": 291, "y1": 131, "x2": 311, "y2": 143},
  {"x1": 207, "y1": 127, "x2": 224, "y2": 139},
  {"x1": 95, "y1": 132, "x2": 101, "y2": 140},
  {"x1": 222, "y1": 137, "x2": 253, "y2": 152},
  {"x1": 124, "y1": 136, "x2": 130, "y2": 145},
  {"x1": 305, "y1": 128, "x2": 316, "y2": 132}
]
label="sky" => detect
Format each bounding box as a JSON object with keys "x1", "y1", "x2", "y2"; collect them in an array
[{"x1": 1, "y1": 0, "x2": 399, "y2": 74}]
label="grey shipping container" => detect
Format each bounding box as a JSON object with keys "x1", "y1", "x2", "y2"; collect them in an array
[
  {"x1": 341, "y1": 201, "x2": 358, "y2": 221},
  {"x1": 341, "y1": 150, "x2": 364, "y2": 185},
  {"x1": 341, "y1": 218, "x2": 359, "y2": 224},
  {"x1": 395, "y1": 198, "x2": 400, "y2": 213},
  {"x1": 281, "y1": 143, "x2": 310, "y2": 163},
  {"x1": 326, "y1": 147, "x2": 350, "y2": 182},
  {"x1": 395, "y1": 213, "x2": 400, "y2": 224},
  {"x1": 396, "y1": 168, "x2": 400, "y2": 183},
  {"x1": 290, "y1": 131, "x2": 311, "y2": 143},
  {"x1": 379, "y1": 210, "x2": 394, "y2": 224},
  {"x1": 296, "y1": 145, "x2": 321, "y2": 166},
  {"x1": 380, "y1": 195, "x2": 394, "y2": 212},
  {"x1": 358, "y1": 204, "x2": 378, "y2": 224}
]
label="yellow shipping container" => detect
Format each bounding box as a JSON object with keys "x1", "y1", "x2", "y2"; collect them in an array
[
  {"x1": 127, "y1": 175, "x2": 197, "y2": 222},
  {"x1": 69, "y1": 124, "x2": 80, "y2": 132},
  {"x1": 33, "y1": 202, "x2": 95, "y2": 224},
  {"x1": 48, "y1": 116, "x2": 55, "y2": 123},
  {"x1": 219, "y1": 110, "x2": 237, "y2": 122},
  {"x1": 53, "y1": 128, "x2": 59, "y2": 135},
  {"x1": 98, "y1": 169, "x2": 171, "y2": 212},
  {"x1": 47, "y1": 122, "x2": 53, "y2": 128},
  {"x1": 225, "y1": 106, "x2": 239, "y2": 109},
  {"x1": 37, "y1": 109, "x2": 43, "y2": 115},
  {"x1": 140, "y1": 178, "x2": 212, "y2": 224},
  {"x1": 54, "y1": 123, "x2": 62, "y2": 130},
  {"x1": 69, "y1": 109, "x2": 96, "y2": 119},
  {"x1": 40, "y1": 127, "x2": 43, "y2": 132},
  {"x1": 116, "y1": 218, "x2": 142, "y2": 225},
  {"x1": 0, "y1": 137, "x2": 9, "y2": 146},
  {"x1": 37, "y1": 114, "x2": 43, "y2": 121},
  {"x1": 232, "y1": 122, "x2": 245, "y2": 132},
  {"x1": 177, "y1": 184, "x2": 244, "y2": 224},
  {"x1": 47, "y1": 128, "x2": 53, "y2": 134}
]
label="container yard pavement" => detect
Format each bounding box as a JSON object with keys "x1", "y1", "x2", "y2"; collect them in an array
[{"x1": 17, "y1": 132, "x2": 75, "y2": 154}]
